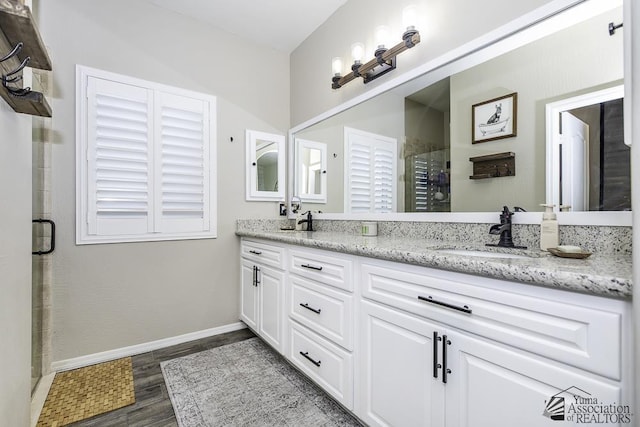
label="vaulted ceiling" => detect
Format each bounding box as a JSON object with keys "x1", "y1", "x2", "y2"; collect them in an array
[{"x1": 148, "y1": 0, "x2": 347, "y2": 53}]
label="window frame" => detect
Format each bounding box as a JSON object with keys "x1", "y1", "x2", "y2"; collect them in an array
[{"x1": 76, "y1": 65, "x2": 217, "y2": 244}]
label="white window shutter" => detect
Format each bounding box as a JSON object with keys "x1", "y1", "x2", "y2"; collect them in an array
[
  {"x1": 78, "y1": 65, "x2": 217, "y2": 244},
  {"x1": 155, "y1": 92, "x2": 210, "y2": 234},
  {"x1": 86, "y1": 77, "x2": 153, "y2": 236},
  {"x1": 413, "y1": 157, "x2": 429, "y2": 211},
  {"x1": 344, "y1": 127, "x2": 397, "y2": 213},
  {"x1": 346, "y1": 140, "x2": 372, "y2": 212},
  {"x1": 373, "y1": 145, "x2": 395, "y2": 213}
]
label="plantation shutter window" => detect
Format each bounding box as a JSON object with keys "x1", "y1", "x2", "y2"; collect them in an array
[
  {"x1": 86, "y1": 78, "x2": 153, "y2": 237},
  {"x1": 413, "y1": 156, "x2": 429, "y2": 211},
  {"x1": 77, "y1": 66, "x2": 217, "y2": 244},
  {"x1": 155, "y1": 93, "x2": 210, "y2": 234},
  {"x1": 344, "y1": 127, "x2": 397, "y2": 213}
]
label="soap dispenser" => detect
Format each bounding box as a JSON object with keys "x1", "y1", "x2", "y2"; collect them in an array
[{"x1": 540, "y1": 204, "x2": 559, "y2": 251}]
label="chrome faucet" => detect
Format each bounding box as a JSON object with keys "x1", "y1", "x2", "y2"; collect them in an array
[
  {"x1": 297, "y1": 211, "x2": 313, "y2": 231},
  {"x1": 486, "y1": 206, "x2": 527, "y2": 249}
]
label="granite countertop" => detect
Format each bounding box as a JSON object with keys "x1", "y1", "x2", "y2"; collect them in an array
[{"x1": 236, "y1": 229, "x2": 632, "y2": 299}]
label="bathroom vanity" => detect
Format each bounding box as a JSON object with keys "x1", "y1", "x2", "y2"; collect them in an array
[{"x1": 237, "y1": 224, "x2": 632, "y2": 427}]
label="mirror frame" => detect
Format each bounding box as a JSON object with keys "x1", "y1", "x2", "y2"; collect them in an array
[
  {"x1": 246, "y1": 129, "x2": 285, "y2": 201},
  {"x1": 287, "y1": 0, "x2": 631, "y2": 226}
]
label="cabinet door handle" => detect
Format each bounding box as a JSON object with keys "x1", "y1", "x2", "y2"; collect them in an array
[
  {"x1": 255, "y1": 266, "x2": 260, "y2": 286},
  {"x1": 301, "y1": 263, "x2": 323, "y2": 271},
  {"x1": 252, "y1": 265, "x2": 256, "y2": 286},
  {"x1": 442, "y1": 335, "x2": 451, "y2": 384},
  {"x1": 299, "y1": 303, "x2": 321, "y2": 314},
  {"x1": 418, "y1": 295, "x2": 472, "y2": 314},
  {"x1": 299, "y1": 351, "x2": 321, "y2": 367},
  {"x1": 433, "y1": 331, "x2": 441, "y2": 379},
  {"x1": 249, "y1": 250, "x2": 262, "y2": 255}
]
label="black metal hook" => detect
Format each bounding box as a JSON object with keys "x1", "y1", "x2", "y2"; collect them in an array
[
  {"x1": 3, "y1": 74, "x2": 22, "y2": 84},
  {"x1": 2, "y1": 56, "x2": 32, "y2": 97},
  {"x1": 4, "y1": 56, "x2": 30, "y2": 78},
  {"x1": 0, "y1": 42, "x2": 23, "y2": 63},
  {"x1": 5, "y1": 85, "x2": 32, "y2": 97},
  {"x1": 608, "y1": 22, "x2": 623, "y2": 36}
]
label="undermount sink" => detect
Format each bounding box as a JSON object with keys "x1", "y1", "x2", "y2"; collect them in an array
[{"x1": 437, "y1": 248, "x2": 531, "y2": 259}]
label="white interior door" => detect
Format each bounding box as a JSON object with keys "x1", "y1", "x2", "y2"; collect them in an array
[{"x1": 560, "y1": 112, "x2": 589, "y2": 211}]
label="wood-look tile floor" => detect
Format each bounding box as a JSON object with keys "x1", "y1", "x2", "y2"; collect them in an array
[{"x1": 68, "y1": 328, "x2": 256, "y2": 427}]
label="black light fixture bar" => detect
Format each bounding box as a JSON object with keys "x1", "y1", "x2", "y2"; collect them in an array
[{"x1": 332, "y1": 32, "x2": 420, "y2": 89}]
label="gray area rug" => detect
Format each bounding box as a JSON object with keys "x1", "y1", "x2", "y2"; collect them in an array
[{"x1": 161, "y1": 337, "x2": 361, "y2": 426}]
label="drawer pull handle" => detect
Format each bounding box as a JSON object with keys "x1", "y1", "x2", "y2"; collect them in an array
[
  {"x1": 300, "y1": 303, "x2": 321, "y2": 314},
  {"x1": 418, "y1": 295, "x2": 472, "y2": 314},
  {"x1": 249, "y1": 250, "x2": 262, "y2": 255},
  {"x1": 299, "y1": 351, "x2": 321, "y2": 367},
  {"x1": 301, "y1": 263, "x2": 323, "y2": 271}
]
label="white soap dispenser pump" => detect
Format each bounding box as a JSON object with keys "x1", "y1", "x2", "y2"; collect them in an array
[{"x1": 540, "y1": 204, "x2": 559, "y2": 251}]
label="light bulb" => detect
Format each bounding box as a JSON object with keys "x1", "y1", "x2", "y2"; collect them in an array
[
  {"x1": 331, "y1": 57, "x2": 343, "y2": 76},
  {"x1": 402, "y1": 5, "x2": 418, "y2": 31},
  {"x1": 375, "y1": 25, "x2": 390, "y2": 49},
  {"x1": 351, "y1": 42, "x2": 365, "y2": 63}
]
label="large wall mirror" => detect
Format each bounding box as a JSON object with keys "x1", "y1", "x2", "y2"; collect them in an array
[{"x1": 290, "y1": 0, "x2": 630, "y2": 224}]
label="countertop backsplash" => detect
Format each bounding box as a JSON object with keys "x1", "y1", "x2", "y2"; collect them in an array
[{"x1": 236, "y1": 219, "x2": 631, "y2": 256}]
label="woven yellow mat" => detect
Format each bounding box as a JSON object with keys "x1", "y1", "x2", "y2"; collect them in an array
[{"x1": 37, "y1": 357, "x2": 135, "y2": 426}]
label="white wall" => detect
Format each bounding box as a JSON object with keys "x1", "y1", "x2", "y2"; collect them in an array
[
  {"x1": 290, "y1": 0, "x2": 559, "y2": 126},
  {"x1": 37, "y1": 0, "x2": 290, "y2": 362},
  {"x1": 0, "y1": 103, "x2": 32, "y2": 426}
]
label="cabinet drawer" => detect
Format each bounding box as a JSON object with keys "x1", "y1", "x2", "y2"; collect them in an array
[
  {"x1": 361, "y1": 260, "x2": 624, "y2": 380},
  {"x1": 289, "y1": 248, "x2": 353, "y2": 291},
  {"x1": 289, "y1": 322, "x2": 354, "y2": 409},
  {"x1": 290, "y1": 275, "x2": 353, "y2": 350},
  {"x1": 241, "y1": 239, "x2": 284, "y2": 270}
]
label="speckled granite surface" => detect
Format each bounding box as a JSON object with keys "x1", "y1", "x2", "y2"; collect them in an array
[{"x1": 236, "y1": 219, "x2": 632, "y2": 299}]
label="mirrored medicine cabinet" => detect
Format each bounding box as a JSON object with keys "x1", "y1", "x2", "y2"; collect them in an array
[
  {"x1": 246, "y1": 129, "x2": 285, "y2": 201},
  {"x1": 295, "y1": 139, "x2": 328, "y2": 204}
]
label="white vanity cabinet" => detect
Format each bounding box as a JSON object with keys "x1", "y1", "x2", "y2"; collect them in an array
[
  {"x1": 237, "y1": 238, "x2": 631, "y2": 427},
  {"x1": 286, "y1": 247, "x2": 355, "y2": 409},
  {"x1": 357, "y1": 258, "x2": 630, "y2": 427},
  {"x1": 359, "y1": 299, "x2": 446, "y2": 427},
  {"x1": 240, "y1": 239, "x2": 286, "y2": 353}
]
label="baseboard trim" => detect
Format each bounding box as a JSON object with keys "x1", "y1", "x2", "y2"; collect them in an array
[
  {"x1": 31, "y1": 372, "x2": 55, "y2": 427},
  {"x1": 51, "y1": 322, "x2": 247, "y2": 372}
]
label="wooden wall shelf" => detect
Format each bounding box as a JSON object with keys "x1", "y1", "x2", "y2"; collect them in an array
[
  {"x1": 0, "y1": 1, "x2": 52, "y2": 117},
  {"x1": 469, "y1": 152, "x2": 515, "y2": 180}
]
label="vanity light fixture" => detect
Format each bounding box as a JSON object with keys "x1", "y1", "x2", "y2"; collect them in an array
[{"x1": 331, "y1": 6, "x2": 421, "y2": 89}]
